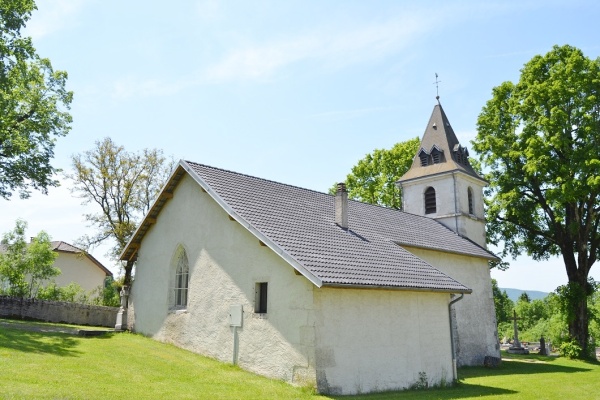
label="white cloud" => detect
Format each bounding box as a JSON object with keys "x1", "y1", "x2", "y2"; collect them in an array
[
  {"x1": 24, "y1": 0, "x2": 85, "y2": 40},
  {"x1": 201, "y1": 14, "x2": 435, "y2": 84},
  {"x1": 108, "y1": 2, "x2": 524, "y2": 98}
]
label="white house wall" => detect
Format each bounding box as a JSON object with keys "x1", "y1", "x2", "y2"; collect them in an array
[
  {"x1": 130, "y1": 174, "x2": 318, "y2": 385},
  {"x1": 404, "y1": 247, "x2": 500, "y2": 366},
  {"x1": 313, "y1": 287, "x2": 453, "y2": 395},
  {"x1": 52, "y1": 252, "x2": 107, "y2": 293}
]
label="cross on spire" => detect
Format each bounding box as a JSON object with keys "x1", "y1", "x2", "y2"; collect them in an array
[{"x1": 433, "y1": 73, "x2": 441, "y2": 101}]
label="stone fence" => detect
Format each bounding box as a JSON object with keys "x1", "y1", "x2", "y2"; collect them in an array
[{"x1": 0, "y1": 296, "x2": 118, "y2": 327}]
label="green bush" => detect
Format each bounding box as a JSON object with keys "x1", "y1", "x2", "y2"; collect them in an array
[
  {"x1": 37, "y1": 282, "x2": 89, "y2": 304},
  {"x1": 559, "y1": 340, "x2": 582, "y2": 359},
  {"x1": 90, "y1": 277, "x2": 121, "y2": 307}
]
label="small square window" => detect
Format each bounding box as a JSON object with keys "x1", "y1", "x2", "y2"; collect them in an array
[{"x1": 255, "y1": 282, "x2": 268, "y2": 314}]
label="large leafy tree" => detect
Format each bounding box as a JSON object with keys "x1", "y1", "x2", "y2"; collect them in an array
[
  {"x1": 67, "y1": 137, "x2": 173, "y2": 285},
  {"x1": 333, "y1": 138, "x2": 420, "y2": 208},
  {"x1": 473, "y1": 45, "x2": 600, "y2": 358},
  {"x1": 491, "y1": 278, "x2": 514, "y2": 325},
  {"x1": 0, "y1": 219, "x2": 59, "y2": 298},
  {"x1": 0, "y1": 1, "x2": 73, "y2": 199}
]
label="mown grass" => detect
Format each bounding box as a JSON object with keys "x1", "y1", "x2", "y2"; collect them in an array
[{"x1": 1, "y1": 318, "x2": 599, "y2": 399}]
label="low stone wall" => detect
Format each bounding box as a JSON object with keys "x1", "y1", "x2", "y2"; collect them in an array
[{"x1": 0, "y1": 296, "x2": 118, "y2": 327}]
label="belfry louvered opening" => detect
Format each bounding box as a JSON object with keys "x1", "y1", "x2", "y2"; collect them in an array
[
  {"x1": 418, "y1": 149, "x2": 429, "y2": 167},
  {"x1": 424, "y1": 187, "x2": 436, "y2": 214}
]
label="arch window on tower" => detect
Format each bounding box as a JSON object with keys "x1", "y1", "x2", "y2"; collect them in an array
[
  {"x1": 424, "y1": 187, "x2": 436, "y2": 214},
  {"x1": 468, "y1": 187, "x2": 474, "y2": 215}
]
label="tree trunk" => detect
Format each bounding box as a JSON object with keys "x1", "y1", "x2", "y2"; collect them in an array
[
  {"x1": 123, "y1": 260, "x2": 134, "y2": 287},
  {"x1": 567, "y1": 274, "x2": 591, "y2": 358}
]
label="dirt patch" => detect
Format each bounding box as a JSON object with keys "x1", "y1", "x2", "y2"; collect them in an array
[{"x1": 0, "y1": 320, "x2": 112, "y2": 336}]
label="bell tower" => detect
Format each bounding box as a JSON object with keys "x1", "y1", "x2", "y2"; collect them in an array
[{"x1": 397, "y1": 100, "x2": 487, "y2": 248}]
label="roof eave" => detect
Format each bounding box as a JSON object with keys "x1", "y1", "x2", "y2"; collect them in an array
[
  {"x1": 397, "y1": 242, "x2": 499, "y2": 261},
  {"x1": 119, "y1": 162, "x2": 187, "y2": 262},
  {"x1": 322, "y1": 282, "x2": 472, "y2": 294},
  {"x1": 397, "y1": 167, "x2": 488, "y2": 185}
]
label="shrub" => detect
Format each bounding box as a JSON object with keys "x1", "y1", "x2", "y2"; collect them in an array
[{"x1": 559, "y1": 340, "x2": 582, "y2": 359}]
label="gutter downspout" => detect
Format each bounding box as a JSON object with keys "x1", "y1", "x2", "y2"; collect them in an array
[{"x1": 448, "y1": 293, "x2": 464, "y2": 382}]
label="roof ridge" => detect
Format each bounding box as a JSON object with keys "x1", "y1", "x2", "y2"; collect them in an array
[{"x1": 185, "y1": 160, "x2": 335, "y2": 198}]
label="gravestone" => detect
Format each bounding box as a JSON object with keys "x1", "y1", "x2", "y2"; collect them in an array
[
  {"x1": 538, "y1": 336, "x2": 547, "y2": 355},
  {"x1": 507, "y1": 310, "x2": 529, "y2": 354}
]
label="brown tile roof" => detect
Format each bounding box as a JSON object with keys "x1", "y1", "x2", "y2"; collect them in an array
[
  {"x1": 398, "y1": 102, "x2": 485, "y2": 183},
  {"x1": 123, "y1": 161, "x2": 498, "y2": 293}
]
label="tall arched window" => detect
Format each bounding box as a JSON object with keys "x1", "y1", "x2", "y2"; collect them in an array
[
  {"x1": 172, "y1": 247, "x2": 189, "y2": 308},
  {"x1": 468, "y1": 187, "x2": 474, "y2": 215},
  {"x1": 424, "y1": 187, "x2": 436, "y2": 214}
]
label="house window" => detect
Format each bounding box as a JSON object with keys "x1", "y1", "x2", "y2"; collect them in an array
[
  {"x1": 424, "y1": 187, "x2": 436, "y2": 214},
  {"x1": 255, "y1": 282, "x2": 268, "y2": 314},
  {"x1": 173, "y1": 248, "x2": 189, "y2": 308},
  {"x1": 468, "y1": 187, "x2": 474, "y2": 215}
]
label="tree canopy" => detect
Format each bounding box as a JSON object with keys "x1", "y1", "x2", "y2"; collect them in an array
[
  {"x1": 67, "y1": 137, "x2": 174, "y2": 285},
  {"x1": 333, "y1": 137, "x2": 420, "y2": 208},
  {"x1": 0, "y1": 1, "x2": 73, "y2": 199},
  {"x1": 473, "y1": 44, "x2": 600, "y2": 358},
  {"x1": 0, "y1": 219, "x2": 59, "y2": 298}
]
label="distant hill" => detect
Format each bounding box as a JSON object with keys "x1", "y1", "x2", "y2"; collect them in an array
[{"x1": 500, "y1": 288, "x2": 549, "y2": 302}]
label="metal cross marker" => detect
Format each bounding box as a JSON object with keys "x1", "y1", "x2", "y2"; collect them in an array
[{"x1": 433, "y1": 73, "x2": 441, "y2": 100}]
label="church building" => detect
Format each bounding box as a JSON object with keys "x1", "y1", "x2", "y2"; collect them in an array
[{"x1": 120, "y1": 101, "x2": 500, "y2": 395}]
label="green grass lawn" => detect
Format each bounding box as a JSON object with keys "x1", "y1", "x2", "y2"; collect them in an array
[{"x1": 1, "y1": 318, "x2": 599, "y2": 399}]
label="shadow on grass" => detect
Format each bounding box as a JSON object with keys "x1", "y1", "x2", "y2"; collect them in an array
[
  {"x1": 329, "y1": 383, "x2": 517, "y2": 399},
  {"x1": 459, "y1": 358, "x2": 592, "y2": 379},
  {"x1": 0, "y1": 326, "x2": 82, "y2": 357}
]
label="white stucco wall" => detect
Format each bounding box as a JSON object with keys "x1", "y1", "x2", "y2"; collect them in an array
[
  {"x1": 130, "y1": 173, "x2": 462, "y2": 394},
  {"x1": 313, "y1": 288, "x2": 454, "y2": 395},
  {"x1": 52, "y1": 252, "x2": 108, "y2": 293},
  {"x1": 400, "y1": 172, "x2": 487, "y2": 247},
  {"x1": 405, "y1": 248, "x2": 500, "y2": 366},
  {"x1": 130, "y1": 174, "x2": 318, "y2": 385}
]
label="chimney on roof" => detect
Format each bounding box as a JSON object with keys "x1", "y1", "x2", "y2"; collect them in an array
[{"x1": 335, "y1": 182, "x2": 348, "y2": 229}]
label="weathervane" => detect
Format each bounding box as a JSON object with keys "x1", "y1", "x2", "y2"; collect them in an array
[{"x1": 433, "y1": 73, "x2": 441, "y2": 101}]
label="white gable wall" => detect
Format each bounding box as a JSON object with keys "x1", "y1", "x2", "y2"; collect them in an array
[
  {"x1": 52, "y1": 252, "x2": 107, "y2": 293},
  {"x1": 313, "y1": 287, "x2": 453, "y2": 395},
  {"x1": 130, "y1": 174, "x2": 318, "y2": 385},
  {"x1": 404, "y1": 247, "x2": 500, "y2": 365}
]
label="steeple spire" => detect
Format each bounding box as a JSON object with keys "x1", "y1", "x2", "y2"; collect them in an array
[
  {"x1": 433, "y1": 73, "x2": 441, "y2": 102},
  {"x1": 398, "y1": 102, "x2": 484, "y2": 183}
]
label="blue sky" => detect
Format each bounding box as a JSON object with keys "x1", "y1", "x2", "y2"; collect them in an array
[{"x1": 1, "y1": 0, "x2": 598, "y2": 292}]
